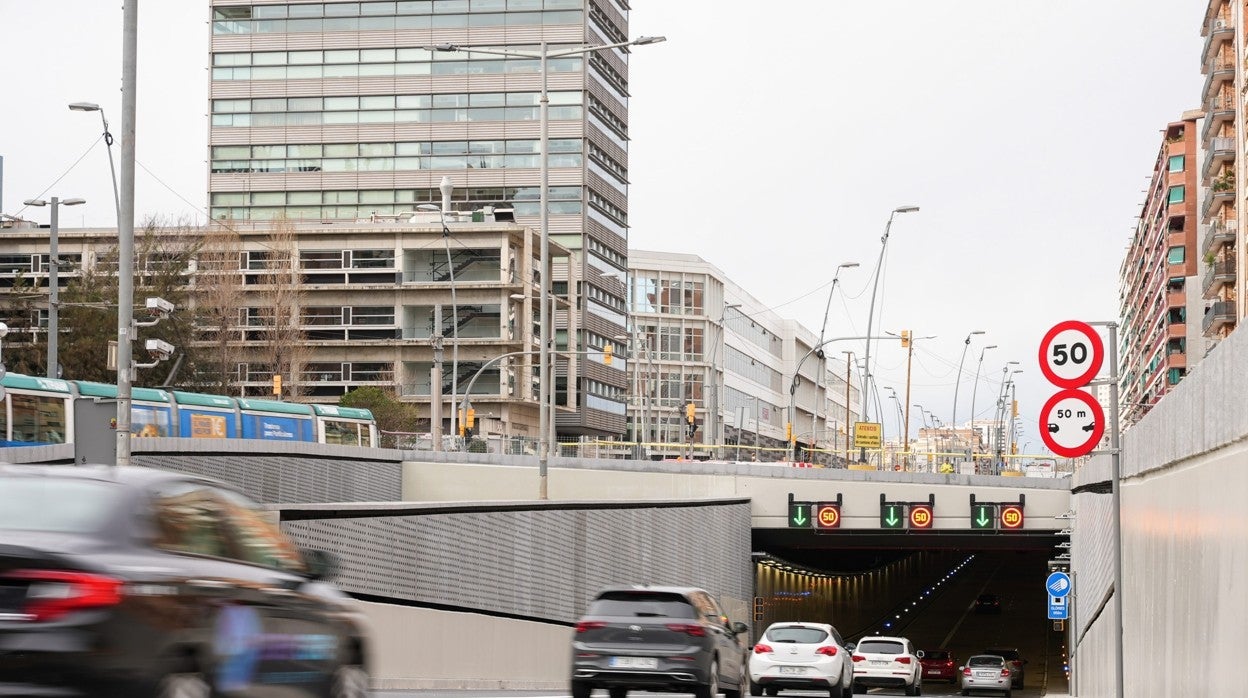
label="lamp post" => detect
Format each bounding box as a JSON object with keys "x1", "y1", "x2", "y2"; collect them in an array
[
  {"x1": 950, "y1": 329, "x2": 986, "y2": 459},
  {"x1": 68, "y1": 103, "x2": 121, "y2": 220},
  {"x1": 417, "y1": 179, "x2": 459, "y2": 448},
  {"x1": 862, "y1": 205, "x2": 918, "y2": 424},
  {"x1": 811, "y1": 262, "x2": 858, "y2": 458},
  {"x1": 967, "y1": 344, "x2": 997, "y2": 458},
  {"x1": 788, "y1": 335, "x2": 892, "y2": 462},
  {"x1": 994, "y1": 368, "x2": 1023, "y2": 472},
  {"x1": 425, "y1": 35, "x2": 665, "y2": 499},
  {"x1": 22, "y1": 197, "x2": 86, "y2": 379},
  {"x1": 708, "y1": 302, "x2": 742, "y2": 457},
  {"x1": 114, "y1": 0, "x2": 138, "y2": 467}
]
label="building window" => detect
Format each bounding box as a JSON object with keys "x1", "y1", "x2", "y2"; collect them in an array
[
  {"x1": 1166, "y1": 247, "x2": 1185, "y2": 265},
  {"x1": 1167, "y1": 186, "x2": 1184, "y2": 204},
  {"x1": 1167, "y1": 367, "x2": 1184, "y2": 385},
  {"x1": 1168, "y1": 155, "x2": 1184, "y2": 173}
]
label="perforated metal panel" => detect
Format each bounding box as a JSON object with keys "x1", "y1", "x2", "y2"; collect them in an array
[
  {"x1": 283, "y1": 501, "x2": 753, "y2": 624},
  {"x1": 134, "y1": 454, "x2": 401, "y2": 503}
]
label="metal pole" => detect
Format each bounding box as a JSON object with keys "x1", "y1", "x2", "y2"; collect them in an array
[
  {"x1": 47, "y1": 198, "x2": 59, "y2": 379},
  {"x1": 439, "y1": 200, "x2": 460, "y2": 446},
  {"x1": 844, "y1": 351, "x2": 852, "y2": 466},
  {"x1": 903, "y1": 341, "x2": 913, "y2": 470},
  {"x1": 537, "y1": 41, "x2": 550, "y2": 499},
  {"x1": 1105, "y1": 322, "x2": 1124, "y2": 698},
  {"x1": 969, "y1": 345, "x2": 996, "y2": 463},
  {"x1": 862, "y1": 215, "x2": 894, "y2": 423},
  {"x1": 431, "y1": 304, "x2": 443, "y2": 451},
  {"x1": 116, "y1": 0, "x2": 138, "y2": 467}
]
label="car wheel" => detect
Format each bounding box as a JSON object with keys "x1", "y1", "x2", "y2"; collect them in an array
[
  {"x1": 749, "y1": 678, "x2": 763, "y2": 696},
  {"x1": 851, "y1": 682, "x2": 863, "y2": 695},
  {"x1": 694, "y1": 659, "x2": 719, "y2": 698},
  {"x1": 765, "y1": 687, "x2": 779, "y2": 697},
  {"x1": 840, "y1": 667, "x2": 853, "y2": 698},
  {"x1": 905, "y1": 678, "x2": 920, "y2": 696},
  {"x1": 570, "y1": 679, "x2": 593, "y2": 698},
  {"x1": 961, "y1": 690, "x2": 970, "y2": 697},
  {"x1": 155, "y1": 673, "x2": 212, "y2": 698},
  {"x1": 609, "y1": 688, "x2": 629, "y2": 698},
  {"x1": 329, "y1": 663, "x2": 369, "y2": 698}
]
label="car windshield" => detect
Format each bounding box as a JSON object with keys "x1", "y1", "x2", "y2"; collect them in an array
[
  {"x1": 923, "y1": 650, "x2": 950, "y2": 660},
  {"x1": 856, "y1": 640, "x2": 904, "y2": 654},
  {"x1": 767, "y1": 626, "x2": 828, "y2": 644},
  {"x1": 587, "y1": 591, "x2": 697, "y2": 619},
  {"x1": 969, "y1": 656, "x2": 1005, "y2": 667},
  {"x1": 0, "y1": 477, "x2": 121, "y2": 533}
]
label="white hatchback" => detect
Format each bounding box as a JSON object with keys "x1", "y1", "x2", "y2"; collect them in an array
[
  {"x1": 748, "y1": 622, "x2": 852, "y2": 697},
  {"x1": 850, "y1": 635, "x2": 924, "y2": 696}
]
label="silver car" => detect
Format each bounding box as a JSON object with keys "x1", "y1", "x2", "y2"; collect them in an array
[{"x1": 959, "y1": 654, "x2": 1013, "y2": 697}]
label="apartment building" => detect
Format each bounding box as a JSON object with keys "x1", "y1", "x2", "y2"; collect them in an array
[
  {"x1": 1118, "y1": 113, "x2": 1203, "y2": 426},
  {"x1": 0, "y1": 216, "x2": 559, "y2": 441},
  {"x1": 1200, "y1": 1, "x2": 1239, "y2": 345},
  {"x1": 208, "y1": 0, "x2": 637, "y2": 436},
  {"x1": 627, "y1": 250, "x2": 862, "y2": 462}
]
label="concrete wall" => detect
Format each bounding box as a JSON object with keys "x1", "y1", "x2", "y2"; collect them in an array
[{"x1": 1071, "y1": 325, "x2": 1248, "y2": 696}]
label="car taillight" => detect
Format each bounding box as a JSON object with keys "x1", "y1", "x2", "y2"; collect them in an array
[
  {"x1": 851, "y1": 654, "x2": 865, "y2": 663},
  {"x1": 946, "y1": 660, "x2": 955, "y2": 667},
  {"x1": 963, "y1": 667, "x2": 972, "y2": 676},
  {"x1": 665, "y1": 623, "x2": 706, "y2": 637},
  {"x1": 575, "y1": 620, "x2": 607, "y2": 633},
  {"x1": 815, "y1": 645, "x2": 838, "y2": 656},
  {"x1": 753, "y1": 643, "x2": 774, "y2": 654},
  {"x1": 2, "y1": 570, "x2": 123, "y2": 622},
  {"x1": 896, "y1": 656, "x2": 912, "y2": 664},
  {"x1": 1001, "y1": 668, "x2": 1011, "y2": 677}
]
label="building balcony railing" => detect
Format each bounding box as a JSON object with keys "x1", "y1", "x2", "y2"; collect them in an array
[
  {"x1": 1202, "y1": 187, "x2": 1235, "y2": 221},
  {"x1": 1202, "y1": 59, "x2": 1236, "y2": 104},
  {"x1": 1202, "y1": 300, "x2": 1236, "y2": 333},
  {"x1": 1201, "y1": 258, "x2": 1237, "y2": 297},
  {"x1": 1202, "y1": 220, "x2": 1237, "y2": 256},
  {"x1": 1203, "y1": 137, "x2": 1236, "y2": 182},
  {"x1": 1167, "y1": 288, "x2": 1186, "y2": 307},
  {"x1": 1203, "y1": 94, "x2": 1235, "y2": 143},
  {"x1": 1202, "y1": 17, "x2": 1234, "y2": 66}
]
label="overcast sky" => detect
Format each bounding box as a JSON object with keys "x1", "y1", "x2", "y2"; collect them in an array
[{"x1": 1, "y1": 1, "x2": 1202, "y2": 455}]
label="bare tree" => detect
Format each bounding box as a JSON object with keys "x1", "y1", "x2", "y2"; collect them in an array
[
  {"x1": 253, "y1": 216, "x2": 308, "y2": 399},
  {"x1": 188, "y1": 223, "x2": 248, "y2": 393}
]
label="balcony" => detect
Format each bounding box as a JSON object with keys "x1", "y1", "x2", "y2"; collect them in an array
[
  {"x1": 1202, "y1": 186, "x2": 1235, "y2": 221},
  {"x1": 1202, "y1": 220, "x2": 1237, "y2": 256},
  {"x1": 1202, "y1": 58, "x2": 1235, "y2": 104},
  {"x1": 1202, "y1": 258, "x2": 1237, "y2": 298},
  {"x1": 1203, "y1": 93, "x2": 1235, "y2": 143},
  {"x1": 1167, "y1": 287, "x2": 1186, "y2": 308},
  {"x1": 1203, "y1": 137, "x2": 1236, "y2": 182},
  {"x1": 1202, "y1": 17, "x2": 1234, "y2": 66},
  {"x1": 1202, "y1": 300, "x2": 1236, "y2": 333}
]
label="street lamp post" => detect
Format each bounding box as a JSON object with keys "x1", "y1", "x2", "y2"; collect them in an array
[
  {"x1": 811, "y1": 262, "x2": 858, "y2": 460},
  {"x1": 425, "y1": 35, "x2": 665, "y2": 499},
  {"x1": 862, "y1": 206, "x2": 918, "y2": 425},
  {"x1": 114, "y1": 0, "x2": 138, "y2": 467},
  {"x1": 994, "y1": 367, "x2": 1023, "y2": 471},
  {"x1": 788, "y1": 335, "x2": 892, "y2": 462},
  {"x1": 967, "y1": 344, "x2": 998, "y2": 458},
  {"x1": 68, "y1": 103, "x2": 120, "y2": 220},
  {"x1": 950, "y1": 330, "x2": 986, "y2": 459},
  {"x1": 22, "y1": 197, "x2": 86, "y2": 379},
  {"x1": 417, "y1": 180, "x2": 459, "y2": 448},
  {"x1": 708, "y1": 302, "x2": 742, "y2": 458}
]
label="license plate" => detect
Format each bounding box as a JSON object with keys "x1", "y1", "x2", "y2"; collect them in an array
[
  {"x1": 975, "y1": 671, "x2": 997, "y2": 678},
  {"x1": 778, "y1": 666, "x2": 805, "y2": 675},
  {"x1": 870, "y1": 660, "x2": 889, "y2": 666},
  {"x1": 610, "y1": 656, "x2": 658, "y2": 669},
  {"x1": 928, "y1": 669, "x2": 942, "y2": 674}
]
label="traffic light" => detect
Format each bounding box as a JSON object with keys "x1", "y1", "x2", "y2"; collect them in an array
[
  {"x1": 466, "y1": 408, "x2": 476, "y2": 429},
  {"x1": 272, "y1": 374, "x2": 282, "y2": 396},
  {"x1": 686, "y1": 402, "x2": 696, "y2": 425},
  {"x1": 603, "y1": 342, "x2": 613, "y2": 366},
  {"x1": 1012, "y1": 399, "x2": 1019, "y2": 418},
  {"x1": 687, "y1": 418, "x2": 698, "y2": 438},
  {"x1": 900, "y1": 330, "x2": 911, "y2": 348},
  {"x1": 785, "y1": 422, "x2": 793, "y2": 443}
]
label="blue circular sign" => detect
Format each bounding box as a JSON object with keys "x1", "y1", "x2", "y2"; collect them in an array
[{"x1": 1046, "y1": 571, "x2": 1072, "y2": 598}]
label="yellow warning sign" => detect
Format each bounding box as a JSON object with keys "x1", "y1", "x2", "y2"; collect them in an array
[{"x1": 854, "y1": 422, "x2": 882, "y2": 448}]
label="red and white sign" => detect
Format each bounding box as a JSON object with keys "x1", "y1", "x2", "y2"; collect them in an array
[
  {"x1": 1038, "y1": 320, "x2": 1104, "y2": 389},
  {"x1": 909, "y1": 504, "x2": 934, "y2": 529},
  {"x1": 1039, "y1": 389, "x2": 1105, "y2": 458},
  {"x1": 814, "y1": 504, "x2": 841, "y2": 529},
  {"x1": 1000, "y1": 505, "x2": 1025, "y2": 530}
]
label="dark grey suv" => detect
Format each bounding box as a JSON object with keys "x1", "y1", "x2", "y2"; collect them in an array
[{"x1": 570, "y1": 585, "x2": 750, "y2": 698}]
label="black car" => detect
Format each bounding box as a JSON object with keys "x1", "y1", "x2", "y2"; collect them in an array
[
  {"x1": 974, "y1": 593, "x2": 1002, "y2": 614},
  {"x1": 0, "y1": 464, "x2": 369, "y2": 697},
  {"x1": 570, "y1": 585, "x2": 750, "y2": 698}
]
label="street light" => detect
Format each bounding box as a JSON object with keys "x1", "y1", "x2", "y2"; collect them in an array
[
  {"x1": 424, "y1": 35, "x2": 666, "y2": 499},
  {"x1": 68, "y1": 103, "x2": 121, "y2": 222},
  {"x1": 23, "y1": 197, "x2": 86, "y2": 379},
  {"x1": 950, "y1": 329, "x2": 986, "y2": 457},
  {"x1": 862, "y1": 206, "x2": 918, "y2": 424},
  {"x1": 708, "y1": 302, "x2": 742, "y2": 456},
  {"x1": 811, "y1": 262, "x2": 858, "y2": 456},
  {"x1": 788, "y1": 335, "x2": 892, "y2": 462},
  {"x1": 968, "y1": 344, "x2": 998, "y2": 455},
  {"x1": 418, "y1": 180, "x2": 459, "y2": 449}
]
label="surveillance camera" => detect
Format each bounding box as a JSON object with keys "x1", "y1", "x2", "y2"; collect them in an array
[
  {"x1": 145, "y1": 297, "x2": 175, "y2": 318},
  {"x1": 145, "y1": 338, "x2": 175, "y2": 361}
]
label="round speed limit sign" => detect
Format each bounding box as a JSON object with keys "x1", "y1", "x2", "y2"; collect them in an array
[{"x1": 1039, "y1": 320, "x2": 1104, "y2": 389}]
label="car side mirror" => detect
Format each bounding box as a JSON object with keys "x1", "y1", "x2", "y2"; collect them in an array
[
  {"x1": 846, "y1": 643, "x2": 856, "y2": 652},
  {"x1": 732, "y1": 621, "x2": 749, "y2": 635},
  {"x1": 916, "y1": 650, "x2": 925, "y2": 659},
  {"x1": 302, "y1": 548, "x2": 339, "y2": 581},
  {"x1": 958, "y1": 666, "x2": 965, "y2": 672}
]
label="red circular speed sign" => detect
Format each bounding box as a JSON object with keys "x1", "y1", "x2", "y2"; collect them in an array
[
  {"x1": 1038, "y1": 320, "x2": 1104, "y2": 389},
  {"x1": 1039, "y1": 389, "x2": 1105, "y2": 458}
]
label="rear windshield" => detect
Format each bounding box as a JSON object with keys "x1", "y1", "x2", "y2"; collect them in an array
[
  {"x1": 0, "y1": 478, "x2": 120, "y2": 533},
  {"x1": 766, "y1": 626, "x2": 828, "y2": 644},
  {"x1": 857, "y1": 640, "x2": 904, "y2": 655},
  {"x1": 588, "y1": 591, "x2": 697, "y2": 619},
  {"x1": 923, "y1": 650, "x2": 950, "y2": 660},
  {"x1": 970, "y1": 656, "x2": 1005, "y2": 667}
]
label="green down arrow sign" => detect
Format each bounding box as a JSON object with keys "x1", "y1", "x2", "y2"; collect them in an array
[
  {"x1": 880, "y1": 504, "x2": 905, "y2": 529},
  {"x1": 788, "y1": 503, "x2": 810, "y2": 528},
  {"x1": 971, "y1": 504, "x2": 996, "y2": 530}
]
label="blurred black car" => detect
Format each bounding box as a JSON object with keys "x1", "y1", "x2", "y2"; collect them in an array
[
  {"x1": 570, "y1": 585, "x2": 750, "y2": 698},
  {"x1": 974, "y1": 593, "x2": 1002, "y2": 614},
  {"x1": 0, "y1": 464, "x2": 369, "y2": 697}
]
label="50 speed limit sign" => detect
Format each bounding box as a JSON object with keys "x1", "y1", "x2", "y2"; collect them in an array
[{"x1": 1039, "y1": 320, "x2": 1104, "y2": 389}]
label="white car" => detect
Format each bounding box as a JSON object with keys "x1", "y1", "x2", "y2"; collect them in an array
[
  {"x1": 748, "y1": 622, "x2": 852, "y2": 697},
  {"x1": 850, "y1": 635, "x2": 924, "y2": 696}
]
